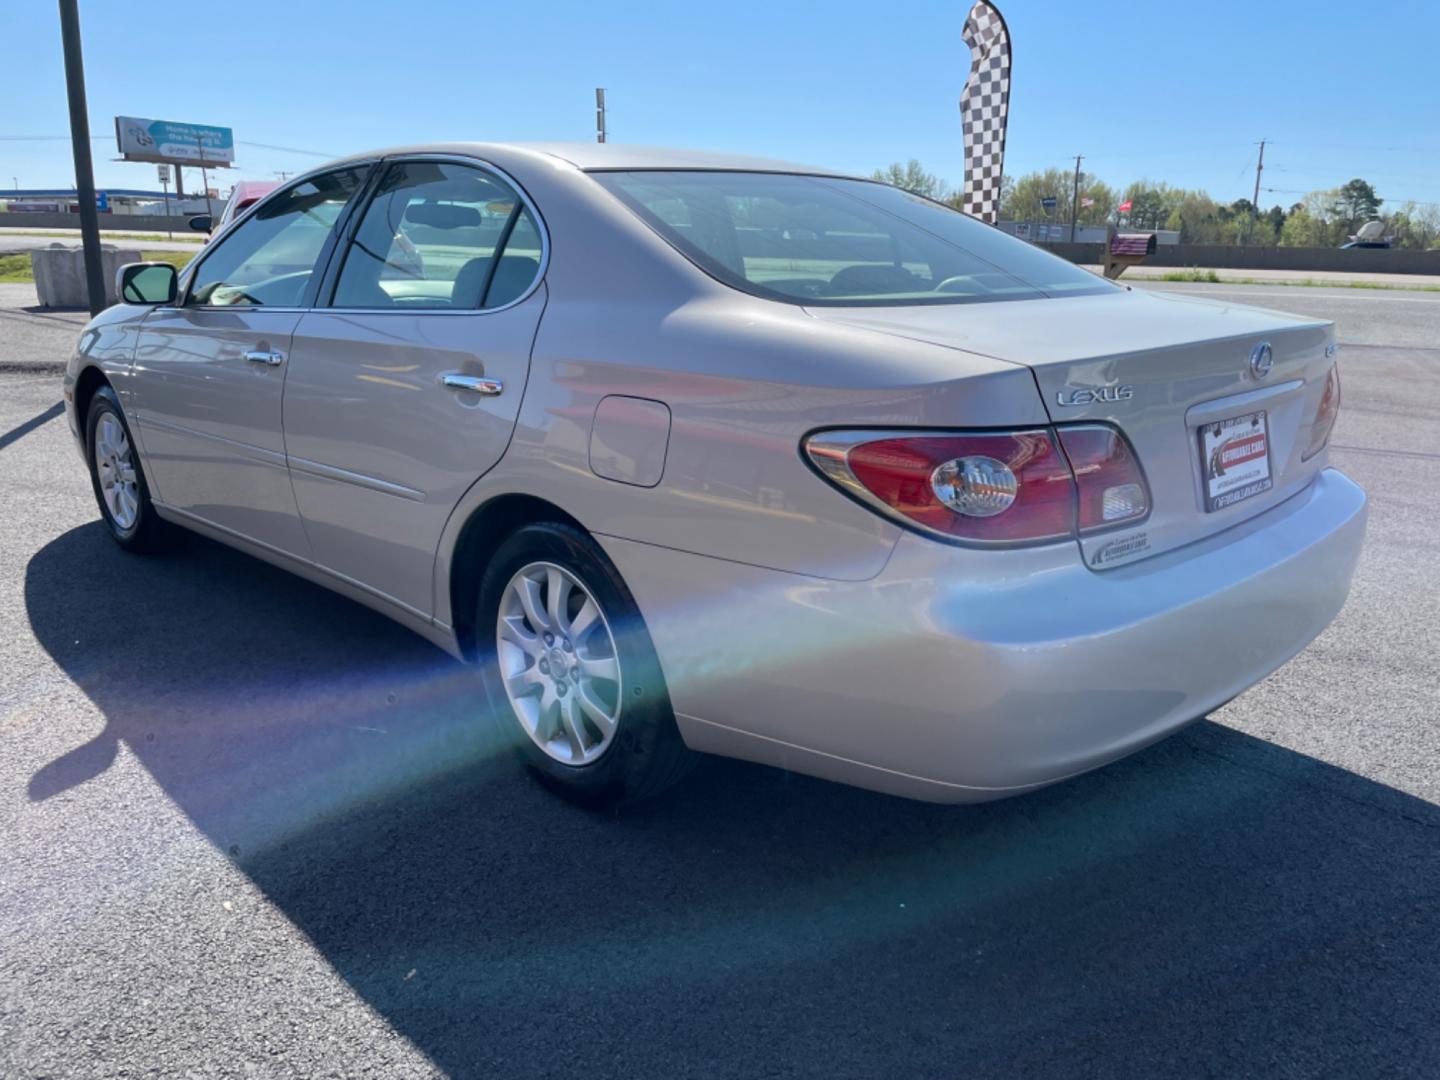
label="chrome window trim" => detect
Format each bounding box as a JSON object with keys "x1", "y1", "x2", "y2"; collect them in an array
[
  {"x1": 591, "y1": 170, "x2": 1115, "y2": 309},
  {"x1": 174, "y1": 158, "x2": 381, "y2": 310},
  {"x1": 169, "y1": 153, "x2": 549, "y2": 317},
  {"x1": 319, "y1": 152, "x2": 551, "y2": 318}
]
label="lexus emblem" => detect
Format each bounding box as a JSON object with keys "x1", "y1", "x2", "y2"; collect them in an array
[{"x1": 1249, "y1": 341, "x2": 1274, "y2": 380}]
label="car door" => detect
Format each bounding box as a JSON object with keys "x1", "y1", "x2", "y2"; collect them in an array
[
  {"x1": 129, "y1": 165, "x2": 371, "y2": 557},
  {"x1": 282, "y1": 158, "x2": 547, "y2": 617}
]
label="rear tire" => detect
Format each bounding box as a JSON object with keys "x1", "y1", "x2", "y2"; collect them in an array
[
  {"x1": 85, "y1": 386, "x2": 171, "y2": 553},
  {"x1": 475, "y1": 521, "x2": 695, "y2": 807}
]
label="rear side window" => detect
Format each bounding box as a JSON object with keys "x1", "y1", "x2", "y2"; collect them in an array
[
  {"x1": 331, "y1": 161, "x2": 542, "y2": 310},
  {"x1": 594, "y1": 170, "x2": 1116, "y2": 306},
  {"x1": 187, "y1": 167, "x2": 366, "y2": 307}
]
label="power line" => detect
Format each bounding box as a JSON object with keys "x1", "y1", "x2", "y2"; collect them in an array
[
  {"x1": 0, "y1": 133, "x2": 335, "y2": 157},
  {"x1": 237, "y1": 139, "x2": 336, "y2": 158}
]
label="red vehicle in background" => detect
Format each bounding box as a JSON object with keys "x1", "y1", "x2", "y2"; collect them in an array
[{"x1": 209, "y1": 179, "x2": 280, "y2": 236}]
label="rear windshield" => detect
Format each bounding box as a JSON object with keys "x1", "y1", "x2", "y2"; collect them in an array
[{"x1": 593, "y1": 170, "x2": 1116, "y2": 306}]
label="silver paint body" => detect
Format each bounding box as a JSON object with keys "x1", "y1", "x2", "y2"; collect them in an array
[{"x1": 64, "y1": 142, "x2": 1367, "y2": 802}]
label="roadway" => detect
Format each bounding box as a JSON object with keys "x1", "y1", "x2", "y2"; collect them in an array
[{"x1": 1, "y1": 281, "x2": 1438, "y2": 1078}]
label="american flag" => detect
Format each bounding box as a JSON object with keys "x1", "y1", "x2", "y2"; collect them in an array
[{"x1": 1080, "y1": 196, "x2": 1096, "y2": 208}]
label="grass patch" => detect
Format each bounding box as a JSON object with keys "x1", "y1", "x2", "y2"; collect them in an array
[
  {"x1": 1158, "y1": 268, "x2": 1222, "y2": 283},
  {"x1": 0, "y1": 253, "x2": 33, "y2": 283},
  {"x1": 0, "y1": 248, "x2": 195, "y2": 284},
  {"x1": 1138, "y1": 270, "x2": 1440, "y2": 292},
  {"x1": 0, "y1": 229, "x2": 204, "y2": 243},
  {"x1": 141, "y1": 249, "x2": 196, "y2": 271}
]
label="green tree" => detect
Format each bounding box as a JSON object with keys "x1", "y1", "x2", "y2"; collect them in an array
[
  {"x1": 1389, "y1": 202, "x2": 1440, "y2": 250},
  {"x1": 1165, "y1": 190, "x2": 1224, "y2": 243},
  {"x1": 1003, "y1": 168, "x2": 1069, "y2": 222},
  {"x1": 1119, "y1": 180, "x2": 1182, "y2": 231},
  {"x1": 1002, "y1": 169, "x2": 1116, "y2": 227},
  {"x1": 1280, "y1": 189, "x2": 1340, "y2": 247},
  {"x1": 871, "y1": 160, "x2": 952, "y2": 201},
  {"x1": 1329, "y1": 178, "x2": 1382, "y2": 233}
]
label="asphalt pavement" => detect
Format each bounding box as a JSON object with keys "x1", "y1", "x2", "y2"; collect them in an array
[{"x1": 1, "y1": 282, "x2": 1438, "y2": 1078}]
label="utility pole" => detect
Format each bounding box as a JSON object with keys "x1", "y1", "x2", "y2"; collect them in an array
[
  {"x1": 1248, "y1": 139, "x2": 1266, "y2": 246},
  {"x1": 595, "y1": 88, "x2": 607, "y2": 144},
  {"x1": 1069, "y1": 154, "x2": 1083, "y2": 243},
  {"x1": 57, "y1": 0, "x2": 105, "y2": 315}
]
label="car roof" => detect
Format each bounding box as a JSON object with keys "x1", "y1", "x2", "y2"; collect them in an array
[
  {"x1": 324, "y1": 141, "x2": 859, "y2": 179},
  {"x1": 230, "y1": 180, "x2": 280, "y2": 198}
]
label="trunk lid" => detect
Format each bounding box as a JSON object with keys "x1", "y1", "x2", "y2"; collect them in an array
[{"x1": 807, "y1": 288, "x2": 1337, "y2": 568}]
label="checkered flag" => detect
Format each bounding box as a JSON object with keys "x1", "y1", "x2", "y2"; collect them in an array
[{"x1": 960, "y1": 1, "x2": 1012, "y2": 223}]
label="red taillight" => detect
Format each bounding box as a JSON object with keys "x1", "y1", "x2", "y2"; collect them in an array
[
  {"x1": 806, "y1": 430, "x2": 1077, "y2": 544},
  {"x1": 1302, "y1": 365, "x2": 1340, "y2": 461},
  {"x1": 805, "y1": 426, "x2": 1150, "y2": 547},
  {"x1": 1055, "y1": 425, "x2": 1151, "y2": 533}
]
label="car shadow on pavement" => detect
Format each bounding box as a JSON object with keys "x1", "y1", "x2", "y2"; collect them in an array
[{"x1": 24, "y1": 522, "x2": 1440, "y2": 1079}]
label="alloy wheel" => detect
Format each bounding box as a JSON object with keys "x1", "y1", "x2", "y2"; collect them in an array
[
  {"x1": 94, "y1": 413, "x2": 139, "y2": 531},
  {"x1": 496, "y1": 561, "x2": 623, "y2": 765}
]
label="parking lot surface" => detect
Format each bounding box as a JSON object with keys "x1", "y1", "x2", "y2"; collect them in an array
[{"x1": 2, "y1": 282, "x2": 1438, "y2": 1078}]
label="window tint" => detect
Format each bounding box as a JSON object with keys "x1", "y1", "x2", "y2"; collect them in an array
[
  {"x1": 485, "y1": 204, "x2": 543, "y2": 308},
  {"x1": 331, "y1": 161, "x2": 542, "y2": 310},
  {"x1": 594, "y1": 171, "x2": 1116, "y2": 306},
  {"x1": 187, "y1": 168, "x2": 366, "y2": 307}
]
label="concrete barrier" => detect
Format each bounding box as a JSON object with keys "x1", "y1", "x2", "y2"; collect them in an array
[
  {"x1": 0, "y1": 210, "x2": 202, "y2": 234},
  {"x1": 30, "y1": 244, "x2": 141, "y2": 309}
]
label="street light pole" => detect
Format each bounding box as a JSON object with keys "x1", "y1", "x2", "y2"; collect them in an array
[{"x1": 57, "y1": 0, "x2": 106, "y2": 315}]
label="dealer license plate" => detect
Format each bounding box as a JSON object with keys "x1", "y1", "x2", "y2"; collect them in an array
[{"x1": 1199, "y1": 409, "x2": 1272, "y2": 512}]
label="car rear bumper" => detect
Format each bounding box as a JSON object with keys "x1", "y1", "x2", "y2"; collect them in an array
[{"x1": 600, "y1": 467, "x2": 1367, "y2": 802}]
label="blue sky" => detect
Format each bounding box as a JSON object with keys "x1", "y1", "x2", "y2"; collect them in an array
[{"x1": 6, "y1": 0, "x2": 1437, "y2": 210}]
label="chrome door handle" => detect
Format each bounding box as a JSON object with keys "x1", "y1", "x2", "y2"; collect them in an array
[
  {"x1": 243, "y1": 349, "x2": 285, "y2": 367},
  {"x1": 440, "y1": 374, "x2": 503, "y2": 396}
]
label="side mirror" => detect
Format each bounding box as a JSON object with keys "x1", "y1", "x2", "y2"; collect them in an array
[
  {"x1": 188, "y1": 214, "x2": 213, "y2": 234},
  {"x1": 117, "y1": 262, "x2": 178, "y2": 306}
]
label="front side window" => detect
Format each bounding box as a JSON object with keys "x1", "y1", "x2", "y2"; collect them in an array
[
  {"x1": 331, "y1": 161, "x2": 542, "y2": 310},
  {"x1": 187, "y1": 167, "x2": 367, "y2": 307},
  {"x1": 593, "y1": 170, "x2": 1117, "y2": 306}
]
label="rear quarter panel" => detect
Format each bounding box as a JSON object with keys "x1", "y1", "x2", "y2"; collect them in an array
[{"x1": 432, "y1": 157, "x2": 1048, "y2": 628}]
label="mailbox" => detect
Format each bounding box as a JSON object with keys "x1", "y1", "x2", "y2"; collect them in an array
[
  {"x1": 1102, "y1": 230, "x2": 1158, "y2": 279},
  {"x1": 1110, "y1": 233, "x2": 1157, "y2": 257}
]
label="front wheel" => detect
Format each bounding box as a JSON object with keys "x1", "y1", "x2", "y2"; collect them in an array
[
  {"x1": 476, "y1": 522, "x2": 695, "y2": 807},
  {"x1": 85, "y1": 385, "x2": 171, "y2": 553}
]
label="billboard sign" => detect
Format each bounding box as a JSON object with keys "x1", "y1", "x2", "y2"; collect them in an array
[{"x1": 115, "y1": 117, "x2": 234, "y2": 167}]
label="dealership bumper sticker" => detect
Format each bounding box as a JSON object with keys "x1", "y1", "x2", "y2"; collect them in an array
[{"x1": 1200, "y1": 410, "x2": 1272, "y2": 511}]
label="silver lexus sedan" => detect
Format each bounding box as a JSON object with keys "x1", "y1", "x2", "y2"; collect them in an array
[{"x1": 64, "y1": 143, "x2": 1366, "y2": 806}]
